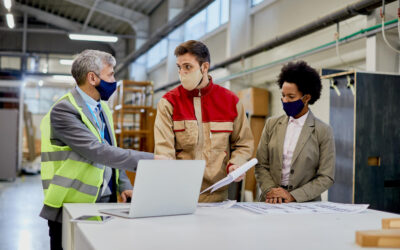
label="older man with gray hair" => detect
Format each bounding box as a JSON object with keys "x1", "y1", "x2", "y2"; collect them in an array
[{"x1": 39, "y1": 49, "x2": 167, "y2": 250}]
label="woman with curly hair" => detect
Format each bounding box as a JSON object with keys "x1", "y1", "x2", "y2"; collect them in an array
[{"x1": 255, "y1": 61, "x2": 335, "y2": 203}]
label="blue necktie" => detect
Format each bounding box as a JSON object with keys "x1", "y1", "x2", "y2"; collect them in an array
[
  {"x1": 97, "y1": 104, "x2": 112, "y2": 145},
  {"x1": 97, "y1": 104, "x2": 116, "y2": 201}
]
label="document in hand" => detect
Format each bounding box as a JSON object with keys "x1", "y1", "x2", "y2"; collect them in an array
[{"x1": 200, "y1": 158, "x2": 258, "y2": 194}]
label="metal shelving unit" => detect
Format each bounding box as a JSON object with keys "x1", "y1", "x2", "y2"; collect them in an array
[{"x1": 0, "y1": 80, "x2": 25, "y2": 180}]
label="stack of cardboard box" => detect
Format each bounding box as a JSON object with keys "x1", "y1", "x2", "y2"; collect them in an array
[{"x1": 237, "y1": 87, "x2": 269, "y2": 201}]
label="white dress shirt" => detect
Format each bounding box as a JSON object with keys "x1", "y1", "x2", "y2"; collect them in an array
[{"x1": 281, "y1": 111, "x2": 309, "y2": 186}]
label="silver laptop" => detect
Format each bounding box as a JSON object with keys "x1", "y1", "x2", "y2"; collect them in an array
[{"x1": 99, "y1": 160, "x2": 205, "y2": 218}]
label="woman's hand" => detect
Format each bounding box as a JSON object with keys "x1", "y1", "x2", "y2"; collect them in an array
[{"x1": 265, "y1": 187, "x2": 296, "y2": 203}]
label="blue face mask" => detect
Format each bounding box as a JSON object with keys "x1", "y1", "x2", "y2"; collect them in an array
[
  {"x1": 95, "y1": 78, "x2": 117, "y2": 101},
  {"x1": 281, "y1": 96, "x2": 305, "y2": 117}
]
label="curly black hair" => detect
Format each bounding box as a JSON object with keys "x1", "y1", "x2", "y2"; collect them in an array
[{"x1": 277, "y1": 61, "x2": 322, "y2": 105}]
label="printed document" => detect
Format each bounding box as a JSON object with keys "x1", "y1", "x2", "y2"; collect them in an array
[
  {"x1": 235, "y1": 202, "x2": 369, "y2": 214},
  {"x1": 198, "y1": 200, "x2": 237, "y2": 209},
  {"x1": 200, "y1": 158, "x2": 258, "y2": 194}
]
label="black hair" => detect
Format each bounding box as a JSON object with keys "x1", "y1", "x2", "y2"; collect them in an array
[{"x1": 277, "y1": 61, "x2": 321, "y2": 105}]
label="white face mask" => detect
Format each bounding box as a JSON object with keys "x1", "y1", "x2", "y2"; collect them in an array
[{"x1": 179, "y1": 68, "x2": 203, "y2": 91}]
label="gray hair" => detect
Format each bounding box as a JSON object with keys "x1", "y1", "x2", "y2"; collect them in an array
[{"x1": 71, "y1": 49, "x2": 116, "y2": 85}]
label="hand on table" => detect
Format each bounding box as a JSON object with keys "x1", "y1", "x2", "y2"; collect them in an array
[
  {"x1": 120, "y1": 190, "x2": 132, "y2": 203},
  {"x1": 265, "y1": 187, "x2": 296, "y2": 204}
]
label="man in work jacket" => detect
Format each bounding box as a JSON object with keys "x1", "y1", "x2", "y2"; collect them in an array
[
  {"x1": 154, "y1": 40, "x2": 254, "y2": 202},
  {"x1": 40, "y1": 50, "x2": 166, "y2": 250}
]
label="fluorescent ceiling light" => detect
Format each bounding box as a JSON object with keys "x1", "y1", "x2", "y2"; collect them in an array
[
  {"x1": 68, "y1": 33, "x2": 118, "y2": 43},
  {"x1": 6, "y1": 13, "x2": 15, "y2": 29},
  {"x1": 3, "y1": 0, "x2": 11, "y2": 10},
  {"x1": 59, "y1": 59, "x2": 74, "y2": 65}
]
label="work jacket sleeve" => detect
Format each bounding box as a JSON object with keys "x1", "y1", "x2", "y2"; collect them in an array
[
  {"x1": 228, "y1": 101, "x2": 254, "y2": 168},
  {"x1": 154, "y1": 98, "x2": 176, "y2": 159}
]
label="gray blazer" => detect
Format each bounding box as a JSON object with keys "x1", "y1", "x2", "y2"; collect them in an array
[
  {"x1": 40, "y1": 88, "x2": 153, "y2": 222},
  {"x1": 255, "y1": 111, "x2": 335, "y2": 202}
]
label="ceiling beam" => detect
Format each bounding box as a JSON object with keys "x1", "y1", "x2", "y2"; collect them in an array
[
  {"x1": 12, "y1": 3, "x2": 124, "y2": 58},
  {"x1": 14, "y1": 3, "x2": 110, "y2": 35},
  {"x1": 82, "y1": 0, "x2": 101, "y2": 32},
  {"x1": 0, "y1": 27, "x2": 138, "y2": 39},
  {"x1": 63, "y1": 0, "x2": 149, "y2": 37}
]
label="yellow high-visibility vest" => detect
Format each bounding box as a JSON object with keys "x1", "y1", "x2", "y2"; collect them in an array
[{"x1": 40, "y1": 92, "x2": 119, "y2": 208}]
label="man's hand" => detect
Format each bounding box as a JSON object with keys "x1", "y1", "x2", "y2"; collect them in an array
[
  {"x1": 154, "y1": 155, "x2": 172, "y2": 160},
  {"x1": 265, "y1": 188, "x2": 296, "y2": 203},
  {"x1": 120, "y1": 190, "x2": 132, "y2": 203},
  {"x1": 228, "y1": 165, "x2": 245, "y2": 182}
]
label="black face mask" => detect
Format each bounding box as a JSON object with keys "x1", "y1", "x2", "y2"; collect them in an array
[
  {"x1": 95, "y1": 76, "x2": 117, "y2": 101},
  {"x1": 281, "y1": 96, "x2": 305, "y2": 117}
]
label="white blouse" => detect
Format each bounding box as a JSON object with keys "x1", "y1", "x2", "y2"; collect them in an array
[{"x1": 281, "y1": 111, "x2": 309, "y2": 186}]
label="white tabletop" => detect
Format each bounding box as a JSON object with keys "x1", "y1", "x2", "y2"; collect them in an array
[{"x1": 63, "y1": 203, "x2": 400, "y2": 250}]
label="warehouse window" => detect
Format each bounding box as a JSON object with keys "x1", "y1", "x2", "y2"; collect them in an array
[
  {"x1": 184, "y1": 0, "x2": 230, "y2": 40},
  {"x1": 136, "y1": 53, "x2": 146, "y2": 65},
  {"x1": 146, "y1": 38, "x2": 168, "y2": 69},
  {"x1": 185, "y1": 10, "x2": 207, "y2": 40},
  {"x1": 131, "y1": 0, "x2": 230, "y2": 71},
  {"x1": 206, "y1": 1, "x2": 220, "y2": 32},
  {"x1": 221, "y1": 0, "x2": 229, "y2": 24},
  {"x1": 251, "y1": 0, "x2": 265, "y2": 7},
  {"x1": 25, "y1": 86, "x2": 70, "y2": 114}
]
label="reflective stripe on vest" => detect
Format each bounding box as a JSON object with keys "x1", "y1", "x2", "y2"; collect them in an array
[
  {"x1": 42, "y1": 175, "x2": 98, "y2": 196},
  {"x1": 41, "y1": 151, "x2": 103, "y2": 169}
]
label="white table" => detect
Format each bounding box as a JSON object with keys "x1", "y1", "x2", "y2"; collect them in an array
[{"x1": 62, "y1": 203, "x2": 400, "y2": 250}]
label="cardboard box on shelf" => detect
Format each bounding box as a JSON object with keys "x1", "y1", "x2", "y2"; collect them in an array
[
  {"x1": 249, "y1": 116, "x2": 266, "y2": 157},
  {"x1": 245, "y1": 116, "x2": 266, "y2": 198},
  {"x1": 237, "y1": 87, "x2": 269, "y2": 116}
]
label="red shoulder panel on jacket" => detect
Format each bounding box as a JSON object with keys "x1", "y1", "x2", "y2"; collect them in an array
[
  {"x1": 202, "y1": 84, "x2": 239, "y2": 122},
  {"x1": 162, "y1": 83, "x2": 239, "y2": 122},
  {"x1": 163, "y1": 85, "x2": 196, "y2": 121}
]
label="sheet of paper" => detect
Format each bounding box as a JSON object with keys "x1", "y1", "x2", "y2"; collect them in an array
[
  {"x1": 235, "y1": 202, "x2": 369, "y2": 214},
  {"x1": 200, "y1": 158, "x2": 258, "y2": 194},
  {"x1": 198, "y1": 200, "x2": 237, "y2": 209}
]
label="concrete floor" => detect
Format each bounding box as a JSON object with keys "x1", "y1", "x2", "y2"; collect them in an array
[{"x1": 0, "y1": 174, "x2": 50, "y2": 250}]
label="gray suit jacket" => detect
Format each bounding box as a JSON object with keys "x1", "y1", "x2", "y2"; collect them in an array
[
  {"x1": 40, "y1": 88, "x2": 153, "y2": 222},
  {"x1": 255, "y1": 111, "x2": 335, "y2": 202}
]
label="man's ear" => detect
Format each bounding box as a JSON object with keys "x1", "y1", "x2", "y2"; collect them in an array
[
  {"x1": 201, "y1": 62, "x2": 210, "y2": 74},
  {"x1": 87, "y1": 72, "x2": 97, "y2": 86}
]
